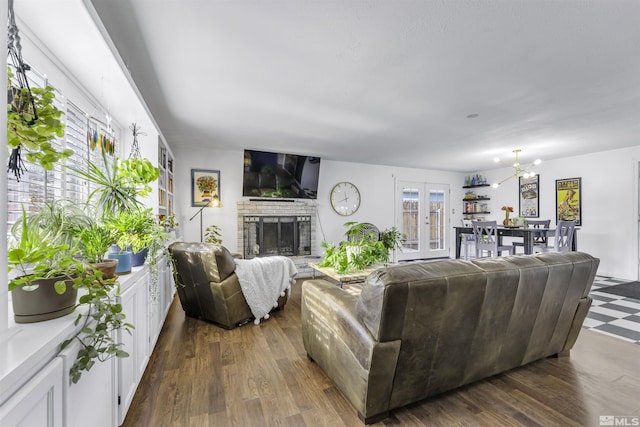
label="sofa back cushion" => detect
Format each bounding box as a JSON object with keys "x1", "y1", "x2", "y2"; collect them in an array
[
  {"x1": 168, "y1": 242, "x2": 236, "y2": 283},
  {"x1": 356, "y1": 252, "x2": 598, "y2": 406}
]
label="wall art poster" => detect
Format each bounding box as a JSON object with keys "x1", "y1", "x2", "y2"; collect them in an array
[
  {"x1": 519, "y1": 175, "x2": 539, "y2": 218},
  {"x1": 556, "y1": 177, "x2": 581, "y2": 226},
  {"x1": 191, "y1": 169, "x2": 220, "y2": 207}
]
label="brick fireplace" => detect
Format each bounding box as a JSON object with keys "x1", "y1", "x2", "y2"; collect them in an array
[{"x1": 236, "y1": 199, "x2": 318, "y2": 260}]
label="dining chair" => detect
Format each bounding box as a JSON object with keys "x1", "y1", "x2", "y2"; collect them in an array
[
  {"x1": 472, "y1": 220, "x2": 516, "y2": 258},
  {"x1": 461, "y1": 219, "x2": 475, "y2": 260},
  {"x1": 512, "y1": 219, "x2": 551, "y2": 253},
  {"x1": 533, "y1": 220, "x2": 576, "y2": 253}
]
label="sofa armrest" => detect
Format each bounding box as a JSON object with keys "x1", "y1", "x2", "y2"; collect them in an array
[
  {"x1": 561, "y1": 296, "x2": 593, "y2": 353},
  {"x1": 301, "y1": 279, "x2": 400, "y2": 420}
]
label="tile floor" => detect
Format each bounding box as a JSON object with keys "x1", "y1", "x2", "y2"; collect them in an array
[{"x1": 585, "y1": 276, "x2": 640, "y2": 345}]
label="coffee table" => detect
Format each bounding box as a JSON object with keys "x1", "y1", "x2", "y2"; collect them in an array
[{"x1": 308, "y1": 262, "x2": 381, "y2": 287}]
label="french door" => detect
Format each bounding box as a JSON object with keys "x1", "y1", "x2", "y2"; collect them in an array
[{"x1": 396, "y1": 181, "x2": 450, "y2": 261}]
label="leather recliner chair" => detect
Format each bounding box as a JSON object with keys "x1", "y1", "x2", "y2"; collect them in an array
[{"x1": 168, "y1": 242, "x2": 288, "y2": 329}]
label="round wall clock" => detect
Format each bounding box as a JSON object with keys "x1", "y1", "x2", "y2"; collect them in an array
[{"x1": 330, "y1": 181, "x2": 361, "y2": 216}]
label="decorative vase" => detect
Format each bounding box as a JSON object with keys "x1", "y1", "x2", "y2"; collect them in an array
[
  {"x1": 11, "y1": 276, "x2": 78, "y2": 323},
  {"x1": 503, "y1": 212, "x2": 510, "y2": 226},
  {"x1": 131, "y1": 248, "x2": 149, "y2": 267},
  {"x1": 108, "y1": 250, "x2": 133, "y2": 274},
  {"x1": 89, "y1": 258, "x2": 119, "y2": 279}
]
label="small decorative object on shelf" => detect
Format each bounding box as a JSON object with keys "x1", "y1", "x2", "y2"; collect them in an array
[{"x1": 464, "y1": 174, "x2": 488, "y2": 187}]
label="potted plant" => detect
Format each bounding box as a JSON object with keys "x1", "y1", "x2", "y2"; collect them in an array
[
  {"x1": 8, "y1": 207, "x2": 78, "y2": 323},
  {"x1": 319, "y1": 222, "x2": 390, "y2": 274},
  {"x1": 105, "y1": 213, "x2": 134, "y2": 275},
  {"x1": 379, "y1": 226, "x2": 404, "y2": 253},
  {"x1": 27, "y1": 199, "x2": 92, "y2": 249},
  {"x1": 204, "y1": 224, "x2": 222, "y2": 244},
  {"x1": 159, "y1": 213, "x2": 179, "y2": 232},
  {"x1": 68, "y1": 150, "x2": 158, "y2": 218},
  {"x1": 79, "y1": 222, "x2": 118, "y2": 279},
  {"x1": 117, "y1": 156, "x2": 161, "y2": 193}
]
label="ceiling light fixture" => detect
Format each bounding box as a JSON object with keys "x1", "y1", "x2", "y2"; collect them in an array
[{"x1": 492, "y1": 149, "x2": 541, "y2": 188}]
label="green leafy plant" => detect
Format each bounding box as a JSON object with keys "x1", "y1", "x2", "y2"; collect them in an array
[
  {"x1": 7, "y1": 67, "x2": 72, "y2": 175},
  {"x1": 68, "y1": 151, "x2": 146, "y2": 218},
  {"x1": 204, "y1": 224, "x2": 222, "y2": 244},
  {"x1": 61, "y1": 266, "x2": 134, "y2": 384},
  {"x1": 319, "y1": 222, "x2": 393, "y2": 274},
  {"x1": 117, "y1": 157, "x2": 160, "y2": 193},
  {"x1": 318, "y1": 240, "x2": 349, "y2": 274},
  {"x1": 105, "y1": 208, "x2": 171, "y2": 299},
  {"x1": 159, "y1": 213, "x2": 179, "y2": 231},
  {"x1": 28, "y1": 199, "x2": 92, "y2": 251},
  {"x1": 379, "y1": 226, "x2": 404, "y2": 252},
  {"x1": 79, "y1": 222, "x2": 115, "y2": 263},
  {"x1": 7, "y1": 207, "x2": 74, "y2": 293}
]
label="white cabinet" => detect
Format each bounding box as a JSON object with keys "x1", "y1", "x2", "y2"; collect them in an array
[
  {"x1": 117, "y1": 271, "x2": 150, "y2": 425},
  {"x1": 1, "y1": 264, "x2": 171, "y2": 427},
  {"x1": 0, "y1": 357, "x2": 64, "y2": 427},
  {"x1": 149, "y1": 257, "x2": 176, "y2": 350},
  {"x1": 58, "y1": 336, "x2": 117, "y2": 427}
]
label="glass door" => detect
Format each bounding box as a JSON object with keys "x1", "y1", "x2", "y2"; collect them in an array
[{"x1": 396, "y1": 181, "x2": 450, "y2": 261}]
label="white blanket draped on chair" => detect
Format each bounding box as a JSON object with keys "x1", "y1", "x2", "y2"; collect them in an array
[{"x1": 234, "y1": 256, "x2": 298, "y2": 324}]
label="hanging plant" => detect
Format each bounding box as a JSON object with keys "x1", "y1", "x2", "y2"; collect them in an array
[
  {"x1": 7, "y1": 0, "x2": 72, "y2": 180},
  {"x1": 7, "y1": 69, "x2": 71, "y2": 179}
]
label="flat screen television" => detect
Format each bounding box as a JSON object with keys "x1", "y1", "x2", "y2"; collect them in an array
[{"x1": 242, "y1": 149, "x2": 320, "y2": 199}]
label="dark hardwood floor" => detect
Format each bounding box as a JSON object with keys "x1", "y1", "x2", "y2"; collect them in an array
[{"x1": 123, "y1": 280, "x2": 640, "y2": 427}]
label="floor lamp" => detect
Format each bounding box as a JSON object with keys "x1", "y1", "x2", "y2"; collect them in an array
[{"x1": 189, "y1": 195, "x2": 222, "y2": 242}]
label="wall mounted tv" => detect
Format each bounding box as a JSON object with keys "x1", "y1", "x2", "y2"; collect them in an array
[{"x1": 242, "y1": 149, "x2": 321, "y2": 199}]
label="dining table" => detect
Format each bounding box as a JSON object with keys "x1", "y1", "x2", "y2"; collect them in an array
[{"x1": 453, "y1": 225, "x2": 578, "y2": 259}]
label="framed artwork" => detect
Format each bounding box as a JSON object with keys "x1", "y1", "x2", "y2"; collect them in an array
[
  {"x1": 519, "y1": 175, "x2": 540, "y2": 218},
  {"x1": 191, "y1": 169, "x2": 220, "y2": 207},
  {"x1": 555, "y1": 177, "x2": 581, "y2": 225}
]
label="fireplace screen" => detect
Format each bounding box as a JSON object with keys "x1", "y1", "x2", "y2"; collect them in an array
[{"x1": 243, "y1": 215, "x2": 311, "y2": 258}]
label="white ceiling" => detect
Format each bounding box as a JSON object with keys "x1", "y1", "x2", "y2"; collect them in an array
[{"x1": 31, "y1": 1, "x2": 640, "y2": 172}]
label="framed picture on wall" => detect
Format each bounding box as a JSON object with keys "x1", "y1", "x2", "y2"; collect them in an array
[
  {"x1": 519, "y1": 175, "x2": 540, "y2": 218},
  {"x1": 191, "y1": 169, "x2": 221, "y2": 207},
  {"x1": 555, "y1": 177, "x2": 581, "y2": 226}
]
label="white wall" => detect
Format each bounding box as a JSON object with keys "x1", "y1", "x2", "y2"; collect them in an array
[
  {"x1": 174, "y1": 147, "x2": 243, "y2": 245},
  {"x1": 317, "y1": 160, "x2": 463, "y2": 249},
  {"x1": 479, "y1": 146, "x2": 640, "y2": 280}
]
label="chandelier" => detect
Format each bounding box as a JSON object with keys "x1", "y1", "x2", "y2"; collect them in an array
[{"x1": 491, "y1": 149, "x2": 541, "y2": 188}]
